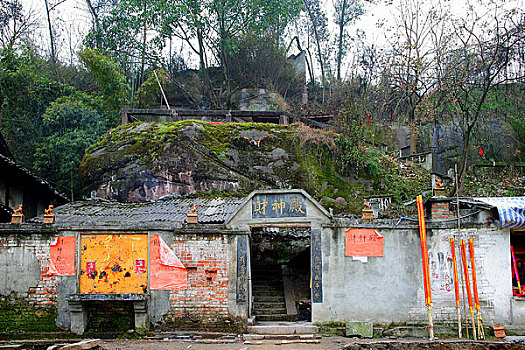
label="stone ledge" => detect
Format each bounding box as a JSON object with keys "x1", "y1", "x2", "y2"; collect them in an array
[{"x1": 67, "y1": 293, "x2": 148, "y2": 302}]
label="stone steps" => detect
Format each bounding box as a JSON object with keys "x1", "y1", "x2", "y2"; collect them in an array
[
  {"x1": 252, "y1": 266, "x2": 287, "y2": 322},
  {"x1": 247, "y1": 321, "x2": 320, "y2": 335},
  {"x1": 253, "y1": 314, "x2": 294, "y2": 322},
  {"x1": 253, "y1": 308, "x2": 287, "y2": 315},
  {"x1": 253, "y1": 301, "x2": 286, "y2": 307}
]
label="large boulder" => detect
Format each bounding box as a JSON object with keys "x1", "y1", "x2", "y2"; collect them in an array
[{"x1": 80, "y1": 121, "x2": 302, "y2": 202}]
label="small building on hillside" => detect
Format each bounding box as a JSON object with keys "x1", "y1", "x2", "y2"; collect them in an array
[
  {"x1": 0, "y1": 132, "x2": 67, "y2": 222},
  {"x1": 0, "y1": 189, "x2": 524, "y2": 336}
]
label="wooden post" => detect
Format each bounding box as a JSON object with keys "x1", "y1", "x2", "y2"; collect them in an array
[
  {"x1": 121, "y1": 110, "x2": 129, "y2": 125},
  {"x1": 450, "y1": 237, "x2": 462, "y2": 338},
  {"x1": 469, "y1": 238, "x2": 484, "y2": 339},
  {"x1": 279, "y1": 114, "x2": 289, "y2": 125},
  {"x1": 461, "y1": 240, "x2": 477, "y2": 340},
  {"x1": 416, "y1": 195, "x2": 434, "y2": 340}
]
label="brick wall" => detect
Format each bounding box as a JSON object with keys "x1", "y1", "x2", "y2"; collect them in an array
[
  {"x1": 431, "y1": 202, "x2": 453, "y2": 220},
  {"x1": 164, "y1": 233, "x2": 235, "y2": 330},
  {"x1": 0, "y1": 233, "x2": 59, "y2": 309}
]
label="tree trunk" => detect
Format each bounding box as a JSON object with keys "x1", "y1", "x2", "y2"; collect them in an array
[
  {"x1": 456, "y1": 122, "x2": 473, "y2": 195},
  {"x1": 336, "y1": 0, "x2": 347, "y2": 81},
  {"x1": 139, "y1": 14, "x2": 147, "y2": 85},
  {"x1": 409, "y1": 107, "x2": 417, "y2": 154},
  {"x1": 85, "y1": 0, "x2": 101, "y2": 48},
  {"x1": 197, "y1": 28, "x2": 214, "y2": 108},
  {"x1": 43, "y1": 0, "x2": 56, "y2": 68}
]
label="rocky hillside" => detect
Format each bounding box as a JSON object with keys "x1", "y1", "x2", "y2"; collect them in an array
[{"x1": 80, "y1": 121, "x2": 431, "y2": 214}]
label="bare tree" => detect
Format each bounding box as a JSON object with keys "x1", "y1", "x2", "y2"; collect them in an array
[
  {"x1": 0, "y1": 0, "x2": 35, "y2": 49},
  {"x1": 385, "y1": 0, "x2": 450, "y2": 153},
  {"x1": 439, "y1": 1, "x2": 524, "y2": 193},
  {"x1": 303, "y1": 0, "x2": 331, "y2": 102},
  {"x1": 43, "y1": 0, "x2": 68, "y2": 67},
  {"x1": 333, "y1": 0, "x2": 367, "y2": 82}
]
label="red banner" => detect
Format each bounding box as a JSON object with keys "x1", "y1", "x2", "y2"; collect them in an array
[
  {"x1": 150, "y1": 235, "x2": 187, "y2": 290},
  {"x1": 49, "y1": 236, "x2": 76, "y2": 276},
  {"x1": 345, "y1": 229, "x2": 383, "y2": 257}
]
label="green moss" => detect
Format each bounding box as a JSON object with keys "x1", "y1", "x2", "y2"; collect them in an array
[
  {"x1": 0, "y1": 301, "x2": 59, "y2": 333},
  {"x1": 315, "y1": 321, "x2": 346, "y2": 328}
]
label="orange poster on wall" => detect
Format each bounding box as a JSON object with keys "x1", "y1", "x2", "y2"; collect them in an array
[
  {"x1": 49, "y1": 236, "x2": 76, "y2": 276},
  {"x1": 150, "y1": 235, "x2": 187, "y2": 290},
  {"x1": 80, "y1": 234, "x2": 148, "y2": 294},
  {"x1": 345, "y1": 229, "x2": 383, "y2": 257}
]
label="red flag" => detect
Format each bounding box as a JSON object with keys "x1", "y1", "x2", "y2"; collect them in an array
[{"x1": 478, "y1": 147, "x2": 484, "y2": 156}]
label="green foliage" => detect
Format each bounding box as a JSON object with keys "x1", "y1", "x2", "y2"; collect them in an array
[
  {"x1": 84, "y1": 0, "x2": 166, "y2": 76},
  {"x1": 135, "y1": 68, "x2": 169, "y2": 108},
  {"x1": 78, "y1": 49, "x2": 128, "y2": 119},
  {"x1": 34, "y1": 92, "x2": 110, "y2": 199},
  {"x1": 226, "y1": 35, "x2": 304, "y2": 101},
  {"x1": 331, "y1": 102, "x2": 431, "y2": 209},
  {"x1": 0, "y1": 48, "x2": 75, "y2": 168},
  {"x1": 464, "y1": 170, "x2": 525, "y2": 197}
]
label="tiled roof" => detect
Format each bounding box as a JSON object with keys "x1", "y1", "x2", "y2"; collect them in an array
[
  {"x1": 30, "y1": 196, "x2": 244, "y2": 225},
  {"x1": 252, "y1": 226, "x2": 311, "y2": 238}
]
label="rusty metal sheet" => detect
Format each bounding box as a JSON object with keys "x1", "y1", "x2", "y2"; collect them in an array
[{"x1": 80, "y1": 234, "x2": 148, "y2": 294}]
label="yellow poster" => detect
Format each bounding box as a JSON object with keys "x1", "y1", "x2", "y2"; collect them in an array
[{"x1": 80, "y1": 234, "x2": 148, "y2": 294}]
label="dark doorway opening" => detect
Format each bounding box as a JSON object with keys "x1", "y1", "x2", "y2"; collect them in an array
[
  {"x1": 85, "y1": 301, "x2": 134, "y2": 332},
  {"x1": 250, "y1": 227, "x2": 311, "y2": 322}
]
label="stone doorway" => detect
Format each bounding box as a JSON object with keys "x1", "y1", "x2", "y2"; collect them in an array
[{"x1": 250, "y1": 226, "x2": 311, "y2": 322}]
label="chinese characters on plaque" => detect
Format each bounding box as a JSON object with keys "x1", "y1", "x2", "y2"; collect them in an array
[
  {"x1": 252, "y1": 194, "x2": 307, "y2": 219},
  {"x1": 312, "y1": 229, "x2": 323, "y2": 303},
  {"x1": 236, "y1": 236, "x2": 248, "y2": 303}
]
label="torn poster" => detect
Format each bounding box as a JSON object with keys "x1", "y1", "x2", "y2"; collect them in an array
[
  {"x1": 49, "y1": 236, "x2": 76, "y2": 276},
  {"x1": 345, "y1": 229, "x2": 384, "y2": 257},
  {"x1": 150, "y1": 235, "x2": 187, "y2": 290}
]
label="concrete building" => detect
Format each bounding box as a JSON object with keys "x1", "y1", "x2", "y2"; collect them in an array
[{"x1": 0, "y1": 189, "x2": 524, "y2": 335}]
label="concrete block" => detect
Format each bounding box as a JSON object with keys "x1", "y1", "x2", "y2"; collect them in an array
[
  {"x1": 133, "y1": 300, "x2": 150, "y2": 334},
  {"x1": 345, "y1": 321, "x2": 373, "y2": 338},
  {"x1": 68, "y1": 301, "x2": 87, "y2": 335},
  {"x1": 247, "y1": 322, "x2": 319, "y2": 335}
]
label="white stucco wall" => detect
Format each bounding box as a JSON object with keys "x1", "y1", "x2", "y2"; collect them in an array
[{"x1": 315, "y1": 223, "x2": 512, "y2": 326}]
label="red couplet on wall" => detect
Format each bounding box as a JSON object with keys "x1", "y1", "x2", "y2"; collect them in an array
[
  {"x1": 345, "y1": 229, "x2": 384, "y2": 257},
  {"x1": 150, "y1": 235, "x2": 188, "y2": 290},
  {"x1": 49, "y1": 236, "x2": 76, "y2": 276}
]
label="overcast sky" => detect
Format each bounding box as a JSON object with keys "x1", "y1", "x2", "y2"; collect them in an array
[{"x1": 19, "y1": 0, "x2": 525, "y2": 75}]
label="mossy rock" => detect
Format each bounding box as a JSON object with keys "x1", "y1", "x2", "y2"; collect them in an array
[{"x1": 80, "y1": 120, "x2": 431, "y2": 215}]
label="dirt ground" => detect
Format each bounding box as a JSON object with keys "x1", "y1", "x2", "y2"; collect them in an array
[
  {"x1": 99, "y1": 337, "x2": 525, "y2": 350},
  {"x1": 100, "y1": 336, "x2": 348, "y2": 350}
]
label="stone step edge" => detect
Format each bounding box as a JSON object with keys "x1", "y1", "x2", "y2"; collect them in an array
[{"x1": 244, "y1": 334, "x2": 320, "y2": 340}]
